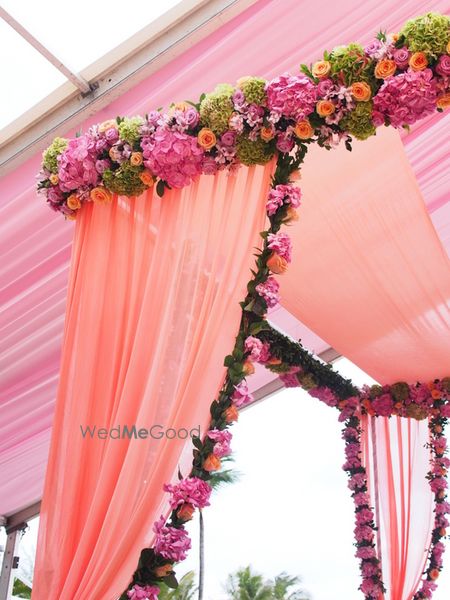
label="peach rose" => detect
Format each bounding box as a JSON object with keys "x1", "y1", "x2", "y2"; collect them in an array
[
  {"x1": 177, "y1": 503, "x2": 195, "y2": 521},
  {"x1": 203, "y1": 454, "x2": 221, "y2": 472},
  {"x1": 312, "y1": 60, "x2": 331, "y2": 79},
  {"x1": 431, "y1": 389, "x2": 442, "y2": 399},
  {"x1": 430, "y1": 569, "x2": 440, "y2": 581},
  {"x1": 173, "y1": 101, "x2": 191, "y2": 112},
  {"x1": 294, "y1": 120, "x2": 314, "y2": 139},
  {"x1": 90, "y1": 186, "x2": 112, "y2": 204},
  {"x1": 284, "y1": 206, "x2": 299, "y2": 223},
  {"x1": 260, "y1": 126, "x2": 275, "y2": 141},
  {"x1": 266, "y1": 357, "x2": 282, "y2": 365},
  {"x1": 49, "y1": 173, "x2": 59, "y2": 185},
  {"x1": 437, "y1": 93, "x2": 450, "y2": 109},
  {"x1": 409, "y1": 52, "x2": 428, "y2": 71},
  {"x1": 66, "y1": 214, "x2": 77, "y2": 221},
  {"x1": 316, "y1": 100, "x2": 335, "y2": 117},
  {"x1": 266, "y1": 252, "x2": 288, "y2": 274},
  {"x1": 130, "y1": 152, "x2": 143, "y2": 167},
  {"x1": 197, "y1": 128, "x2": 217, "y2": 150},
  {"x1": 290, "y1": 169, "x2": 301, "y2": 181},
  {"x1": 139, "y1": 170, "x2": 154, "y2": 186},
  {"x1": 224, "y1": 405, "x2": 239, "y2": 423},
  {"x1": 440, "y1": 528, "x2": 447, "y2": 537},
  {"x1": 67, "y1": 194, "x2": 81, "y2": 210},
  {"x1": 351, "y1": 82, "x2": 372, "y2": 101},
  {"x1": 391, "y1": 33, "x2": 399, "y2": 43},
  {"x1": 98, "y1": 119, "x2": 118, "y2": 133},
  {"x1": 374, "y1": 59, "x2": 397, "y2": 79},
  {"x1": 434, "y1": 425, "x2": 443, "y2": 434},
  {"x1": 154, "y1": 564, "x2": 173, "y2": 578},
  {"x1": 243, "y1": 361, "x2": 255, "y2": 376}
]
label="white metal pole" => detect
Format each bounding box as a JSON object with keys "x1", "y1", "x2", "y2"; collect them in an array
[{"x1": 0, "y1": 529, "x2": 19, "y2": 600}]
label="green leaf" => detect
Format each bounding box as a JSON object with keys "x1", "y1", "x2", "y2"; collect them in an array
[
  {"x1": 249, "y1": 321, "x2": 270, "y2": 335},
  {"x1": 156, "y1": 179, "x2": 166, "y2": 197},
  {"x1": 164, "y1": 573, "x2": 179, "y2": 589},
  {"x1": 224, "y1": 355, "x2": 234, "y2": 367}
]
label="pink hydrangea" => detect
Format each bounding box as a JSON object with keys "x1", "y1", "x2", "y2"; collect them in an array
[
  {"x1": 373, "y1": 69, "x2": 437, "y2": 128},
  {"x1": 430, "y1": 477, "x2": 448, "y2": 493},
  {"x1": 266, "y1": 74, "x2": 317, "y2": 121},
  {"x1": 58, "y1": 134, "x2": 100, "y2": 192},
  {"x1": 127, "y1": 585, "x2": 160, "y2": 600},
  {"x1": 267, "y1": 232, "x2": 292, "y2": 262},
  {"x1": 153, "y1": 517, "x2": 191, "y2": 561},
  {"x1": 418, "y1": 579, "x2": 438, "y2": 597},
  {"x1": 309, "y1": 386, "x2": 338, "y2": 407},
  {"x1": 266, "y1": 184, "x2": 301, "y2": 216},
  {"x1": 279, "y1": 367, "x2": 301, "y2": 388},
  {"x1": 356, "y1": 545, "x2": 377, "y2": 560},
  {"x1": 244, "y1": 336, "x2": 271, "y2": 362},
  {"x1": 361, "y1": 561, "x2": 380, "y2": 577},
  {"x1": 232, "y1": 381, "x2": 254, "y2": 408},
  {"x1": 354, "y1": 525, "x2": 374, "y2": 543},
  {"x1": 164, "y1": 477, "x2": 212, "y2": 509},
  {"x1": 141, "y1": 128, "x2": 204, "y2": 188},
  {"x1": 356, "y1": 508, "x2": 375, "y2": 525},
  {"x1": 349, "y1": 472, "x2": 367, "y2": 491},
  {"x1": 255, "y1": 277, "x2": 280, "y2": 308},
  {"x1": 360, "y1": 577, "x2": 383, "y2": 596},
  {"x1": 354, "y1": 491, "x2": 370, "y2": 507},
  {"x1": 371, "y1": 393, "x2": 394, "y2": 417},
  {"x1": 207, "y1": 429, "x2": 232, "y2": 458}
]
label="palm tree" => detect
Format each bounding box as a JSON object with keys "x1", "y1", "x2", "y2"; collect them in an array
[
  {"x1": 271, "y1": 573, "x2": 309, "y2": 600},
  {"x1": 158, "y1": 571, "x2": 197, "y2": 600},
  {"x1": 198, "y1": 457, "x2": 241, "y2": 600},
  {"x1": 225, "y1": 566, "x2": 273, "y2": 600}
]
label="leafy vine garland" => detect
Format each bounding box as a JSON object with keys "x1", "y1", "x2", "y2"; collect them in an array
[{"x1": 34, "y1": 11, "x2": 450, "y2": 600}]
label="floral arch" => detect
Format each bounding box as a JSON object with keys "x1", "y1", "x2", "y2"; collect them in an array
[{"x1": 35, "y1": 12, "x2": 450, "y2": 600}]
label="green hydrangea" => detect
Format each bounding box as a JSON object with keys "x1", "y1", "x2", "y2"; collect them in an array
[
  {"x1": 340, "y1": 101, "x2": 376, "y2": 140},
  {"x1": 42, "y1": 137, "x2": 68, "y2": 173},
  {"x1": 236, "y1": 136, "x2": 275, "y2": 166},
  {"x1": 391, "y1": 382, "x2": 410, "y2": 402},
  {"x1": 239, "y1": 77, "x2": 267, "y2": 105},
  {"x1": 102, "y1": 163, "x2": 146, "y2": 197},
  {"x1": 118, "y1": 117, "x2": 144, "y2": 146},
  {"x1": 400, "y1": 12, "x2": 450, "y2": 57},
  {"x1": 199, "y1": 84, "x2": 235, "y2": 134},
  {"x1": 330, "y1": 43, "x2": 373, "y2": 85}
]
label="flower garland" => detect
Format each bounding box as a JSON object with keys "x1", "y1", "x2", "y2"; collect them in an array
[{"x1": 38, "y1": 13, "x2": 450, "y2": 219}]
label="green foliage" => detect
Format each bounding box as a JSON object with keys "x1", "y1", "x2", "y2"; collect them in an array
[
  {"x1": 225, "y1": 566, "x2": 309, "y2": 600},
  {"x1": 329, "y1": 43, "x2": 373, "y2": 85},
  {"x1": 399, "y1": 12, "x2": 450, "y2": 57},
  {"x1": 236, "y1": 136, "x2": 275, "y2": 166},
  {"x1": 42, "y1": 137, "x2": 68, "y2": 173},
  {"x1": 158, "y1": 572, "x2": 198, "y2": 600},
  {"x1": 340, "y1": 101, "x2": 376, "y2": 141},
  {"x1": 13, "y1": 578, "x2": 32, "y2": 598},
  {"x1": 118, "y1": 116, "x2": 145, "y2": 146},
  {"x1": 102, "y1": 163, "x2": 146, "y2": 196},
  {"x1": 199, "y1": 84, "x2": 235, "y2": 134},
  {"x1": 238, "y1": 77, "x2": 268, "y2": 105}
]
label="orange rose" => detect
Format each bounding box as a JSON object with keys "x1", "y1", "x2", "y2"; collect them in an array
[
  {"x1": 98, "y1": 119, "x2": 118, "y2": 133},
  {"x1": 430, "y1": 569, "x2": 440, "y2": 580},
  {"x1": 266, "y1": 252, "x2": 288, "y2": 274},
  {"x1": 154, "y1": 564, "x2": 173, "y2": 578},
  {"x1": 266, "y1": 357, "x2": 282, "y2": 365},
  {"x1": 431, "y1": 389, "x2": 442, "y2": 399},
  {"x1": 351, "y1": 82, "x2": 372, "y2": 102},
  {"x1": 290, "y1": 169, "x2": 301, "y2": 181},
  {"x1": 312, "y1": 60, "x2": 331, "y2": 79},
  {"x1": 438, "y1": 489, "x2": 446, "y2": 499},
  {"x1": 177, "y1": 503, "x2": 195, "y2": 521},
  {"x1": 391, "y1": 33, "x2": 399, "y2": 43},
  {"x1": 294, "y1": 120, "x2": 314, "y2": 139},
  {"x1": 435, "y1": 425, "x2": 443, "y2": 434},
  {"x1": 49, "y1": 173, "x2": 59, "y2": 185},
  {"x1": 224, "y1": 405, "x2": 239, "y2": 422},
  {"x1": 66, "y1": 214, "x2": 77, "y2": 221},
  {"x1": 197, "y1": 128, "x2": 217, "y2": 150},
  {"x1": 374, "y1": 59, "x2": 397, "y2": 79},
  {"x1": 130, "y1": 152, "x2": 143, "y2": 167},
  {"x1": 439, "y1": 528, "x2": 447, "y2": 537},
  {"x1": 139, "y1": 170, "x2": 154, "y2": 187},
  {"x1": 203, "y1": 454, "x2": 221, "y2": 472},
  {"x1": 67, "y1": 194, "x2": 81, "y2": 210},
  {"x1": 90, "y1": 186, "x2": 112, "y2": 204},
  {"x1": 243, "y1": 360, "x2": 255, "y2": 376},
  {"x1": 437, "y1": 93, "x2": 450, "y2": 109},
  {"x1": 409, "y1": 52, "x2": 428, "y2": 71},
  {"x1": 284, "y1": 206, "x2": 299, "y2": 223},
  {"x1": 260, "y1": 126, "x2": 275, "y2": 142},
  {"x1": 316, "y1": 100, "x2": 335, "y2": 117}
]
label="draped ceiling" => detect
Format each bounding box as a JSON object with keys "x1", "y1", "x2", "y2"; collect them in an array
[{"x1": 1, "y1": 0, "x2": 450, "y2": 522}]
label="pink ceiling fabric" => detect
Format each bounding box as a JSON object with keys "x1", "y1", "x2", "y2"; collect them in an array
[
  {"x1": 1, "y1": 0, "x2": 450, "y2": 518},
  {"x1": 32, "y1": 163, "x2": 273, "y2": 599},
  {"x1": 281, "y1": 127, "x2": 450, "y2": 384}
]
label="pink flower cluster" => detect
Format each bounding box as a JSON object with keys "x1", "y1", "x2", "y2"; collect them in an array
[
  {"x1": 279, "y1": 366, "x2": 301, "y2": 388},
  {"x1": 373, "y1": 69, "x2": 437, "y2": 128},
  {"x1": 58, "y1": 135, "x2": 101, "y2": 192},
  {"x1": 244, "y1": 336, "x2": 271, "y2": 363},
  {"x1": 266, "y1": 184, "x2": 302, "y2": 216},
  {"x1": 153, "y1": 516, "x2": 191, "y2": 562},
  {"x1": 141, "y1": 128, "x2": 204, "y2": 188},
  {"x1": 255, "y1": 276, "x2": 280, "y2": 309},
  {"x1": 266, "y1": 74, "x2": 317, "y2": 122},
  {"x1": 127, "y1": 585, "x2": 160, "y2": 600},
  {"x1": 164, "y1": 477, "x2": 212, "y2": 510},
  {"x1": 207, "y1": 429, "x2": 232, "y2": 458},
  {"x1": 267, "y1": 232, "x2": 292, "y2": 262},
  {"x1": 309, "y1": 386, "x2": 338, "y2": 408},
  {"x1": 232, "y1": 381, "x2": 254, "y2": 408}
]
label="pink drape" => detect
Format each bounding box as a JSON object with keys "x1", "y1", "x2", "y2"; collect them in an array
[
  {"x1": 32, "y1": 163, "x2": 274, "y2": 600},
  {"x1": 362, "y1": 416, "x2": 433, "y2": 600},
  {"x1": 281, "y1": 128, "x2": 450, "y2": 597}
]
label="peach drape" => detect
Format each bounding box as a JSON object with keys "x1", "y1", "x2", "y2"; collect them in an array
[
  {"x1": 281, "y1": 128, "x2": 450, "y2": 598},
  {"x1": 32, "y1": 163, "x2": 274, "y2": 600}
]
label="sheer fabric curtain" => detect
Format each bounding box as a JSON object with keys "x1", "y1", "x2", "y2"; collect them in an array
[{"x1": 32, "y1": 163, "x2": 274, "y2": 599}]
